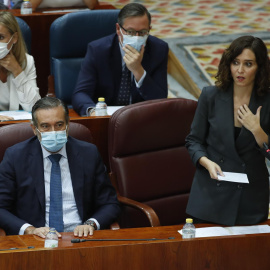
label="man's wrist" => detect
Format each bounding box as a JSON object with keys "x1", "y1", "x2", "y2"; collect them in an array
[
  {"x1": 84, "y1": 219, "x2": 97, "y2": 230},
  {"x1": 24, "y1": 226, "x2": 36, "y2": 235}
]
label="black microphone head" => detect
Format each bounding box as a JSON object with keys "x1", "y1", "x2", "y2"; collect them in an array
[{"x1": 71, "y1": 239, "x2": 81, "y2": 243}]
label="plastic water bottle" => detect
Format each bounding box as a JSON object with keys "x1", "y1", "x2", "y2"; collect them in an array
[
  {"x1": 44, "y1": 228, "x2": 58, "y2": 248},
  {"x1": 95, "y1": 97, "x2": 108, "y2": 116},
  {"x1": 21, "y1": 0, "x2": 32, "y2": 14},
  {"x1": 182, "y1": 218, "x2": 196, "y2": 239}
]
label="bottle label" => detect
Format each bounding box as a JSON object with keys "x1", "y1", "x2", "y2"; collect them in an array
[
  {"x1": 21, "y1": 8, "x2": 32, "y2": 15},
  {"x1": 44, "y1": 239, "x2": 58, "y2": 248},
  {"x1": 95, "y1": 109, "x2": 107, "y2": 116},
  {"x1": 182, "y1": 233, "x2": 195, "y2": 239}
]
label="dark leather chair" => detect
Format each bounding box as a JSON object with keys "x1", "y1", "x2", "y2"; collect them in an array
[
  {"x1": 108, "y1": 98, "x2": 197, "y2": 228},
  {"x1": 0, "y1": 122, "x2": 93, "y2": 162},
  {"x1": 48, "y1": 9, "x2": 120, "y2": 105},
  {"x1": 16, "y1": 17, "x2": 31, "y2": 53}
]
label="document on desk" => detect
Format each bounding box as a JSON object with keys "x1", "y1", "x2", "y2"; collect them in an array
[
  {"x1": 196, "y1": 225, "x2": 270, "y2": 238},
  {"x1": 217, "y1": 172, "x2": 249, "y2": 183},
  {"x1": 178, "y1": 225, "x2": 270, "y2": 238},
  {"x1": 0, "y1": 111, "x2": 32, "y2": 120},
  {"x1": 42, "y1": 8, "x2": 88, "y2": 13},
  {"x1": 107, "y1": 106, "x2": 124, "y2": 116}
]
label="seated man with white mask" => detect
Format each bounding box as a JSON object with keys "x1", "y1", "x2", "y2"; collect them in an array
[
  {"x1": 72, "y1": 2, "x2": 169, "y2": 116},
  {"x1": 0, "y1": 97, "x2": 120, "y2": 237}
]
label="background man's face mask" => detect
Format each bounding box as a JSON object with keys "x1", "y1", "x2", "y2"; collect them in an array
[{"x1": 120, "y1": 28, "x2": 148, "y2": 52}]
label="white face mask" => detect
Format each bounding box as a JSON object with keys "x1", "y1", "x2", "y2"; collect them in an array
[
  {"x1": 120, "y1": 28, "x2": 148, "y2": 52},
  {"x1": 0, "y1": 35, "x2": 14, "y2": 60}
]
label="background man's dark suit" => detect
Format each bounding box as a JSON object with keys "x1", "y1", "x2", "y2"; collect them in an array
[
  {"x1": 186, "y1": 85, "x2": 270, "y2": 226},
  {"x1": 0, "y1": 136, "x2": 120, "y2": 235},
  {"x1": 72, "y1": 33, "x2": 169, "y2": 116}
]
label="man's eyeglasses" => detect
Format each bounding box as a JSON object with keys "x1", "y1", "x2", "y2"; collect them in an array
[{"x1": 120, "y1": 25, "x2": 149, "y2": 37}]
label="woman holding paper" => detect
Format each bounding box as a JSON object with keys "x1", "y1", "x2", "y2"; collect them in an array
[
  {"x1": 0, "y1": 11, "x2": 40, "y2": 120},
  {"x1": 186, "y1": 36, "x2": 270, "y2": 226}
]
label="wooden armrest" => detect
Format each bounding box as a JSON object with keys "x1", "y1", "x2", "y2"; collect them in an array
[
  {"x1": 117, "y1": 194, "x2": 160, "y2": 227},
  {"x1": 47, "y1": 75, "x2": 56, "y2": 97},
  {"x1": 110, "y1": 222, "x2": 120, "y2": 230},
  {"x1": 109, "y1": 172, "x2": 160, "y2": 227},
  {"x1": 0, "y1": 227, "x2": 6, "y2": 236}
]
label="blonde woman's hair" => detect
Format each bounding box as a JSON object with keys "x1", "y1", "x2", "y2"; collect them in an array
[{"x1": 0, "y1": 11, "x2": 27, "y2": 70}]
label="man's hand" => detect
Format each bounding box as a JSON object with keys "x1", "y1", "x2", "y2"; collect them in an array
[
  {"x1": 24, "y1": 226, "x2": 62, "y2": 239},
  {"x1": 123, "y1": 44, "x2": 145, "y2": 82},
  {"x1": 74, "y1": 225, "x2": 95, "y2": 237}
]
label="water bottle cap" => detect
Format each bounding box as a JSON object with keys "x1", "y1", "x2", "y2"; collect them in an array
[
  {"x1": 98, "y1": 97, "x2": 105, "y2": 102},
  {"x1": 186, "y1": 218, "x2": 193, "y2": 223}
]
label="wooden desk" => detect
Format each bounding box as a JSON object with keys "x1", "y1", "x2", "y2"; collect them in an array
[
  {"x1": 9, "y1": 4, "x2": 116, "y2": 97},
  {"x1": 1, "y1": 222, "x2": 270, "y2": 269},
  {"x1": 0, "y1": 109, "x2": 111, "y2": 171}
]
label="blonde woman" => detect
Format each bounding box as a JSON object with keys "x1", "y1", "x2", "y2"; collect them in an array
[
  {"x1": 0, "y1": 11, "x2": 40, "y2": 120},
  {"x1": 29, "y1": 0, "x2": 99, "y2": 11}
]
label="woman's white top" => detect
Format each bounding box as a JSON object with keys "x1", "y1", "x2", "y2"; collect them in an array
[
  {"x1": 0, "y1": 53, "x2": 41, "y2": 112},
  {"x1": 38, "y1": 0, "x2": 85, "y2": 8}
]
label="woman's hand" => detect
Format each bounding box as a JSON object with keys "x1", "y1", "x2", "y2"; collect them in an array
[
  {"x1": 0, "y1": 115, "x2": 14, "y2": 121},
  {"x1": 237, "y1": 105, "x2": 267, "y2": 148},
  {"x1": 237, "y1": 104, "x2": 261, "y2": 133},
  {"x1": 0, "y1": 51, "x2": 22, "y2": 78},
  {"x1": 199, "y1": 156, "x2": 224, "y2": 180}
]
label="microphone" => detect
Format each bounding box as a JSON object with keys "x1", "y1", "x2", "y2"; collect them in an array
[
  {"x1": 263, "y1": 142, "x2": 270, "y2": 159},
  {"x1": 0, "y1": 246, "x2": 35, "y2": 251},
  {"x1": 71, "y1": 237, "x2": 175, "y2": 243}
]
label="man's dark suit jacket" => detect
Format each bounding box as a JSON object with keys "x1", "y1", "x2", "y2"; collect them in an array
[
  {"x1": 186, "y1": 85, "x2": 270, "y2": 226},
  {"x1": 0, "y1": 136, "x2": 120, "y2": 235},
  {"x1": 72, "y1": 33, "x2": 169, "y2": 116}
]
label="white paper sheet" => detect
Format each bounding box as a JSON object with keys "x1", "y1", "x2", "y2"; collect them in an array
[
  {"x1": 0, "y1": 111, "x2": 32, "y2": 121},
  {"x1": 217, "y1": 171, "x2": 249, "y2": 183},
  {"x1": 107, "y1": 106, "x2": 124, "y2": 116},
  {"x1": 178, "y1": 225, "x2": 270, "y2": 238}
]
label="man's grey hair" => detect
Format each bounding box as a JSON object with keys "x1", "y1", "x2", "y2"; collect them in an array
[{"x1": 31, "y1": 97, "x2": 69, "y2": 127}]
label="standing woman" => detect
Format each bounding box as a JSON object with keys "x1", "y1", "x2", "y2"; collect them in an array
[
  {"x1": 186, "y1": 36, "x2": 270, "y2": 226},
  {"x1": 0, "y1": 11, "x2": 40, "y2": 120}
]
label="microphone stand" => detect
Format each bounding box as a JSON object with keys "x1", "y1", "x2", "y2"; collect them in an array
[{"x1": 71, "y1": 237, "x2": 175, "y2": 243}]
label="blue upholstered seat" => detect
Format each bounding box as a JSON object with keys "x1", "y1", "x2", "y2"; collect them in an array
[
  {"x1": 49, "y1": 9, "x2": 120, "y2": 105},
  {"x1": 15, "y1": 17, "x2": 31, "y2": 53}
]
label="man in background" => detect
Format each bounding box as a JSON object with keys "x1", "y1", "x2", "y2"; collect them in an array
[{"x1": 72, "y1": 3, "x2": 168, "y2": 116}]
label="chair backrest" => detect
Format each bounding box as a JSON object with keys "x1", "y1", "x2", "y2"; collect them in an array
[
  {"x1": 49, "y1": 9, "x2": 120, "y2": 105},
  {"x1": 0, "y1": 122, "x2": 93, "y2": 162},
  {"x1": 15, "y1": 17, "x2": 31, "y2": 53},
  {"x1": 108, "y1": 98, "x2": 197, "y2": 228}
]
